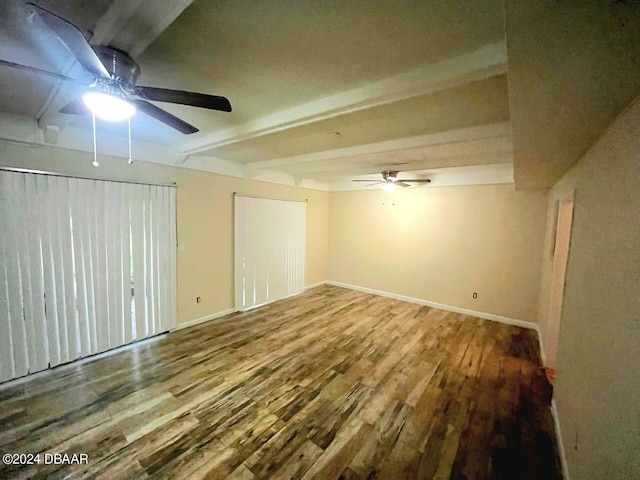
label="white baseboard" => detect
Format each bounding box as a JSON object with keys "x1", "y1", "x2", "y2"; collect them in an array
[
  {"x1": 551, "y1": 399, "x2": 571, "y2": 480},
  {"x1": 326, "y1": 280, "x2": 537, "y2": 330},
  {"x1": 173, "y1": 308, "x2": 236, "y2": 331},
  {"x1": 536, "y1": 324, "x2": 547, "y2": 364},
  {"x1": 185, "y1": 283, "x2": 328, "y2": 326},
  {"x1": 239, "y1": 283, "x2": 329, "y2": 313}
]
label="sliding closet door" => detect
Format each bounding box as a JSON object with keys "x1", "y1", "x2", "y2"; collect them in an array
[
  {"x1": 234, "y1": 195, "x2": 306, "y2": 311},
  {"x1": 0, "y1": 171, "x2": 177, "y2": 383}
]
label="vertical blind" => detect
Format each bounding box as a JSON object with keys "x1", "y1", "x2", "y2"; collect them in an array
[
  {"x1": 234, "y1": 195, "x2": 306, "y2": 311},
  {"x1": 0, "y1": 170, "x2": 177, "y2": 383}
]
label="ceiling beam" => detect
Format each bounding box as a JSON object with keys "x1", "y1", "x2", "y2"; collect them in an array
[
  {"x1": 291, "y1": 152, "x2": 513, "y2": 182},
  {"x1": 0, "y1": 112, "x2": 43, "y2": 145},
  {"x1": 245, "y1": 122, "x2": 511, "y2": 172},
  {"x1": 179, "y1": 41, "x2": 508, "y2": 159},
  {"x1": 92, "y1": 0, "x2": 194, "y2": 58}
]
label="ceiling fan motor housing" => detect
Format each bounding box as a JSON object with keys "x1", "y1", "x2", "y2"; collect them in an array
[
  {"x1": 93, "y1": 46, "x2": 140, "y2": 91},
  {"x1": 382, "y1": 170, "x2": 399, "y2": 182}
]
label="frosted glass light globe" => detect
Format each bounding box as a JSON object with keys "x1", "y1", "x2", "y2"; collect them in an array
[{"x1": 82, "y1": 91, "x2": 136, "y2": 122}]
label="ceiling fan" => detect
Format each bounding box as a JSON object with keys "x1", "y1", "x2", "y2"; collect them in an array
[
  {"x1": 352, "y1": 170, "x2": 431, "y2": 188},
  {"x1": 0, "y1": 2, "x2": 232, "y2": 134}
]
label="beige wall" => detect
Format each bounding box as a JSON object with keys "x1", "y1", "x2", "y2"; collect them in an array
[
  {"x1": 537, "y1": 96, "x2": 640, "y2": 479},
  {"x1": 328, "y1": 184, "x2": 547, "y2": 322},
  {"x1": 0, "y1": 143, "x2": 329, "y2": 325},
  {"x1": 174, "y1": 170, "x2": 328, "y2": 324}
]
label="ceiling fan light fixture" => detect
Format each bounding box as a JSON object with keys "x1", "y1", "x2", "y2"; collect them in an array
[
  {"x1": 82, "y1": 91, "x2": 136, "y2": 122},
  {"x1": 382, "y1": 183, "x2": 398, "y2": 191}
]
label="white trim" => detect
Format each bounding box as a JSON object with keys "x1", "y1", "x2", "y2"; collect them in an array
[
  {"x1": 0, "y1": 333, "x2": 167, "y2": 390},
  {"x1": 304, "y1": 280, "x2": 328, "y2": 290},
  {"x1": 325, "y1": 280, "x2": 537, "y2": 330},
  {"x1": 173, "y1": 308, "x2": 236, "y2": 331},
  {"x1": 172, "y1": 282, "x2": 329, "y2": 332},
  {"x1": 236, "y1": 282, "x2": 329, "y2": 314},
  {"x1": 551, "y1": 399, "x2": 571, "y2": 480},
  {"x1": 536, "y1": 323, "x2": 547, "y2": 364},
  {"x1": 239, "y1": 285, "x2": 315, "y2": 312}
]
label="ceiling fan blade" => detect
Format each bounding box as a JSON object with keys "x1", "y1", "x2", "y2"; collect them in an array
[
  {"x1": 27, "y1": 2, "x2": 110, "y2": 79},
  {"x1": 352, "y1": 179, "x2": 383, "y2": 183},
  {"x1": 59, "y1": 98, "x2": 88, "y2": 115},
  {"x1": 134, "y1": 86, "x2": 232, "y2": 112},
  {"x1": 401, "y1": 179, "x2": 432, "y2": 183},
  {"x1": 133, "y1": 100, "x2": 199, "y2": 134},
  {"x1": 396, "y1": 182, "x2": 411, "y2": 187},
  {"x1": 0, "y1": 58, "x2": 87, "y2": 84}
]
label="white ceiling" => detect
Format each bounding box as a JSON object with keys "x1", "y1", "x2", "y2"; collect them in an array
[{"x1": 0, "y1": 0, "x2": 638, "y2": 191}]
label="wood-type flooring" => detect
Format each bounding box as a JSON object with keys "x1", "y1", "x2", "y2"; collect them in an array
[{"x1": 0, "y1": 285, "x2": 562, "y2": 479}]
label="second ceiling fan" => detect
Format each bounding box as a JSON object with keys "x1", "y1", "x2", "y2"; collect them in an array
[{"x1": 352, "y1": 170, "x2": 431, "y2": 188}]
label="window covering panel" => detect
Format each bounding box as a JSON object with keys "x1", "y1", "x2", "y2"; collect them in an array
[
  {"x1": 234, "y1": 195, "x2": 306, "y2": 311},
  {"x1": 0, "y1": 171, "x2": 177, "y2": 383}
]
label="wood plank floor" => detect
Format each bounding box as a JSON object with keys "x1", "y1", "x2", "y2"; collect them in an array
[{"x1": 0, "y1": 285, "x2": 562, "y2": 479}]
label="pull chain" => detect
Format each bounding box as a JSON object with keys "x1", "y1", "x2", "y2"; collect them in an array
[
  {"x1": 91, "y1": 111, "x2": 99, "y2": 167},
  {"x1": 382, "y1": 188, "x2": 396, "y2": 206},
  {"x1": 127, "y1": 117, "x2": 133, "y2": 165}
]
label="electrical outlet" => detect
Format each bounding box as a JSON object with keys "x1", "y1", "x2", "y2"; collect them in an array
[
  {"x1": 472, "y1": 292, "x2": 478, "y2": 299},
  {"x1": 196, "y1": 296, "x2": 201, "y2": 303}
]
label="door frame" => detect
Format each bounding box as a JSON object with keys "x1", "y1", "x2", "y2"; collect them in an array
[{"x1": 545, "y1": 189, "x2": 575, "y2": 369}]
